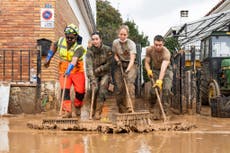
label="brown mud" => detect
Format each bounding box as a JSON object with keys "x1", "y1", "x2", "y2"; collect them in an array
[
  {"x1": 26, "y1": 97, "x2": 196, "y2": 133},
  {"x1": 1, "y1": 97, "x2": 230, "y2": 153}
]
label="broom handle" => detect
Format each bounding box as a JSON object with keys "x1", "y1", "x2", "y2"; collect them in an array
[
  {"x1": 120, "y1": 65, "x2": 134, "y2": 113},
  {"x1": 151, "y1": 78, "x2": 167, "y2": 122},
  {"x1": 59, "y1": 75, "x2": 67, "y2": 116},
  {"x1": 89, "y1": 86, "x2": 95, "y2": 119}
]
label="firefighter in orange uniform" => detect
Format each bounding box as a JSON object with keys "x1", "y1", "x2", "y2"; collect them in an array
[{"x1": 44, "y1": 24, "x2": 86, "y2": 118}]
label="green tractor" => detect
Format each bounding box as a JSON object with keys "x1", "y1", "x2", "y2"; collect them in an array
[{"x1": 198, "y1": 31, "x2": 230, "y2": 117}]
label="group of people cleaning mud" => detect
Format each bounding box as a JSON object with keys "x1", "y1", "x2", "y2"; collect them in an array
[{"x1": 44, "y1": 23, "x2": 173, "y2": 120}]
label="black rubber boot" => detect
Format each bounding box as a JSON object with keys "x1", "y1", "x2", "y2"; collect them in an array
[
  {"x1": 149, "y1": 93, "x2": 157, "y2": 114},
  {"x1": 62, "y1": 111, "x2": 72, "y2": 118},
  {"x1": 75, "y1": 106, "x2": 81, "y2": 118},
  {"x1": 126, "y1": 97, "x2": 135, "y2": 113},
  {"x1": 94, "y1": 102, "x2": 104, "y2": 120},
  {"x1": 117, "y1": 99, "x2": 128, "y2": 113},
  {"x1": 162, "y1": 94, "x2": 171, "y2": 116},
  {"x1": 150, "y1": 102, "x2": 160, "y2": 120}
]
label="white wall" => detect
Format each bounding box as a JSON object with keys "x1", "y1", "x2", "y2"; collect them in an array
[
  {"x1": 89, "y1": 0, "x2": 96, "y2": 24},
  {"x1": 67, "y1": 0, "x2": 91, "y2": 48}
]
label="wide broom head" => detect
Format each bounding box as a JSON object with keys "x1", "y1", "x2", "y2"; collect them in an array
[
  {"x1": 42, "y1": 118, "x2": 79, "y2": 124},
  {"x1": 114, "y1": 112, "x2": 153, "y2": 132}
]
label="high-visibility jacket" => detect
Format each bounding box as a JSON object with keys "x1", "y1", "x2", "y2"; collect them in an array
[{"x1": 57, "y1": 37, "x2": 86, "y2": 73}]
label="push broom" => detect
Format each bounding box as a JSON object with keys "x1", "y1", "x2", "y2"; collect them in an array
[
  {"x1": 150, "y1": 78, "x2": 167, "y2": 122},
  {"x1": 115, "y1": 65, "x2": 151, "y2": 128},
  {"x1": 42, "y1": 75, "x2": 78, "y2": 124}
]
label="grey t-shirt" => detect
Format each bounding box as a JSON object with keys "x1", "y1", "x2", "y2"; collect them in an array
[{"x1": 112, "y1": 38, "x2": 136, "y2": 62}]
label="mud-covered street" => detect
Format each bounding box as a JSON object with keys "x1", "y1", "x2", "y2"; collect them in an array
[
  {"x1": 1, "y1": 98, "x2": 230, "y2": 153},
  {"x1": 1, "y1": 0, "x2": 230, "y2": 153}
]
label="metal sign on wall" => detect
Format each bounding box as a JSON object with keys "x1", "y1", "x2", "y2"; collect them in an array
[{"x1": 40, "y1": 8, "x2": 54, "y2": 28}]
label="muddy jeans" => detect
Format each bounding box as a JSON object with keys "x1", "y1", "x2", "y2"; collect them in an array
[{"x1": 114, "y1": 64, "x2": 137, "y2": 113}]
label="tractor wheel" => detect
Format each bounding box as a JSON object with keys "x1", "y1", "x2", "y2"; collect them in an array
[
  {"x1": 199, "y1": 66, "x2": 209, "y2": 105},
  {"x1": 208, "y1": 80, "x2": 221, "y2": 105}
]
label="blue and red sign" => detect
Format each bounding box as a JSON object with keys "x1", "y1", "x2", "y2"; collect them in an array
[
  {"x1": 42, "y1": 10, "x2": 53, "y2": 20},
  {"x1": 40, "y1": 8, "x2": 54, "y2": 21},
  {"x1": 40, "y1": 8, "x2": 54, "y2": 28}
]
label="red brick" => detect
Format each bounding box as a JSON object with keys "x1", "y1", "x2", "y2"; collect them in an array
[{"x1": 0, "y1": 0, "x2": 80, "y2": 81}]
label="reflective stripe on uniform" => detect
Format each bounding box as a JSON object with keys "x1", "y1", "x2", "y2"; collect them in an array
[{"x1": 57, "y1": 37, "x2": 86, "y2": 61}]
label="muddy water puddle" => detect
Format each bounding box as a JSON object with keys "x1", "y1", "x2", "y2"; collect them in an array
[
  {"x1": 1, "y1": 119, "x2": 230, "y2": 153},
  {"x1": 1, "y1": 97, "x2": 230, "y2": 153}
]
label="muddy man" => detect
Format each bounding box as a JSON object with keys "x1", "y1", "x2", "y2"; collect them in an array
[{"x1": 145, "y1": 35, "x2": 173, "y2": 119}]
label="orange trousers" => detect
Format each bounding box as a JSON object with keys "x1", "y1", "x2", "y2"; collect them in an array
[{"x1": 59, "y1": 72, "x2": 85, "y2": 112}]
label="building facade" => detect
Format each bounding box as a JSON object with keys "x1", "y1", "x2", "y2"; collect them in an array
[{"x1": 0, "y1": 0, "x2": 96, "y2": 114}]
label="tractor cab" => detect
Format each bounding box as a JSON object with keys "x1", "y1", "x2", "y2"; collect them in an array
[
  {"x1": 200, "y1": 31, "x2": 230, "y2": 94},
  {"x1": 199, "y1": 31, "x2": 230, "y2": 117}
]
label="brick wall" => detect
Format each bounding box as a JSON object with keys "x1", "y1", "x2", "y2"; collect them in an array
[
  {"x1": 0, "y1": 0, "x2": 79, "y2": 82},
  {"x1": 41, "y1": 0, "x2": 79, "y2": 81},
  {"x1": 0, "y1": 0, "x2": 81, "y2": 113},
  {"x1": 0, "y1": 1, "x2": 37, "y2": 49}
]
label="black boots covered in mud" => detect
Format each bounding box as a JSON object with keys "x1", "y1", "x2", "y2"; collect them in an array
[
  {"x1": 93, "y1": 102, "x2": 104, "y2": 120},
  {"x1": 61, "y1": 106, "x2": 82, "y2": 118}
]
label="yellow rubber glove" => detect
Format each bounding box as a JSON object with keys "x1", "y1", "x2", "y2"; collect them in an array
[
  {"x1": 153, "y1": 79, "x2": 163, "y2": 91},
  {"x1": 147, "y1": 69, "x2": 153, "y2": 78}
]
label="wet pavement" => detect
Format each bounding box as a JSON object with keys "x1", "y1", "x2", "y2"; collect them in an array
[{"x1": 1, "y1": 97, "x2": 230, "y2": 153}]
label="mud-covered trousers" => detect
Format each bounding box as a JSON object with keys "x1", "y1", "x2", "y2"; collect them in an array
[
  {"x1": 149, "y1": 67, "x2": 173, "y2": 113},
  {"x1": 59, "y1": 72, "x2": 85, "y2": 112},
  {"x1": 114, "y1": 64, "x2": 137, "y2": 113},
  {"x1": 91, "y1": 74, "x2": 109, "y2": 117}
]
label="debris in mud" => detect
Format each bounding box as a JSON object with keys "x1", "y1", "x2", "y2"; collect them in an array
[
  {"x1": 42, "y1": 118, "x2": 79, "y2": 124},
  {"x1": 27, "y1": 120, "x2": 115, "y2": 133},
  {"x1": 150, "y1": 121, "x2": 197, "y2": 131},
  {"x1": 27, "y1": 119, "x2": 196, "y2": 133}
]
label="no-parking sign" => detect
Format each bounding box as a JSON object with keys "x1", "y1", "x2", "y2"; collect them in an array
[{"x1": 40, "y1": 8, "x2": 54, "y2": 28}]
